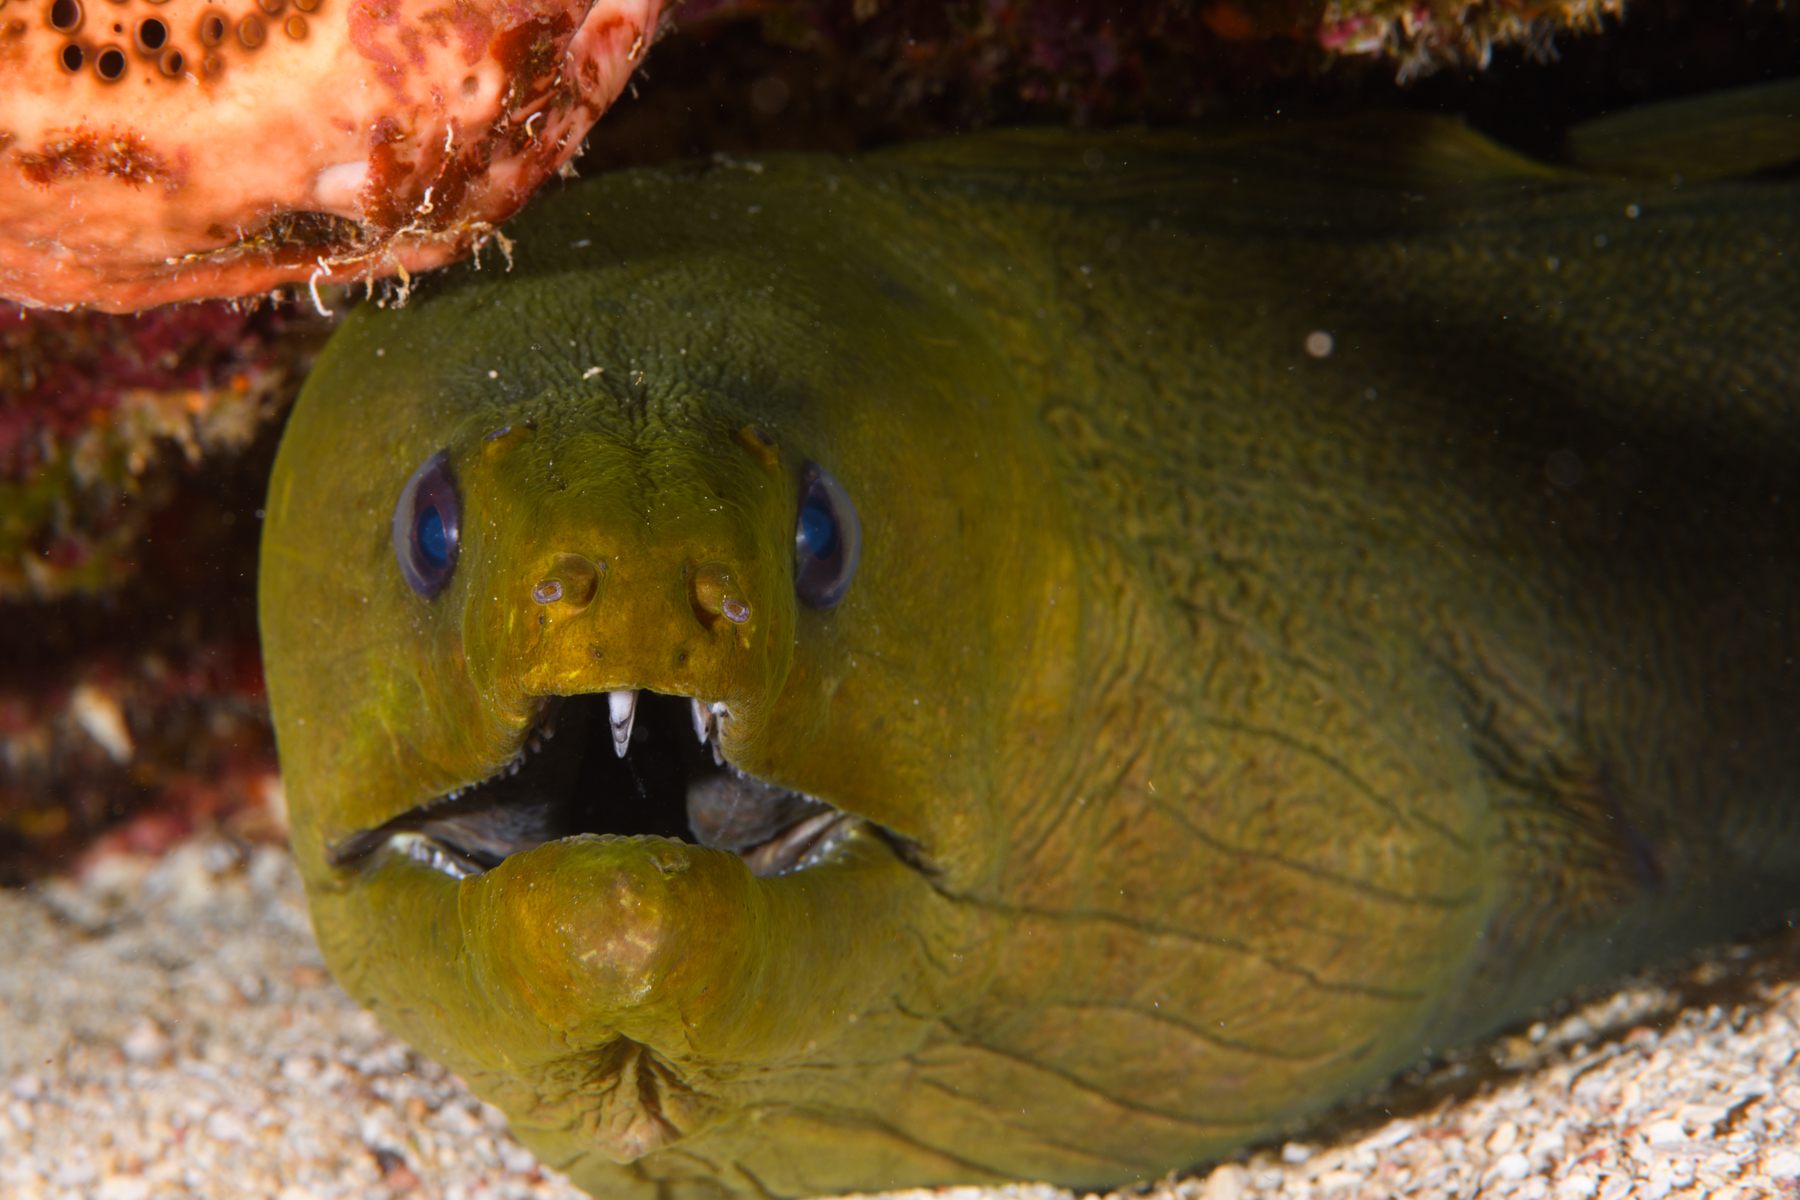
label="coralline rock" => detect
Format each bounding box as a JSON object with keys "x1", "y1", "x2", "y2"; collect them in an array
[
  {"x1": 673, "y1": 0, "x2": 1632, "y2": 125},
  {"x1": 0, "y1": 0, "x2": 666, "y2": 312},
  {"x1": 1311, "y1": 0, "x2": 1625, "y2": 78},
  {"x1": 0, "y1": 646, "x2": 282, "y2": 885},
  {"x1": 0, "y1": 298, "x2": 315, "y2": 881},
  {"x1": 0, "y1": 299, "x2": 323, "y2": 598}
]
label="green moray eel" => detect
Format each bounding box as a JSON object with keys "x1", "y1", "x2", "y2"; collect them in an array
[{"x1": 260, "y1": 85, "x2": 1800, "y2": 1199}]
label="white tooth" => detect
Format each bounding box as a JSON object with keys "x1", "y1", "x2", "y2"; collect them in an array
[
  {"x1": 706, "y1": 703, "x2": 729, "y2": 763},
  {"x1": 690, "y1": 698, "x2": 709, "y2": 744},
  {"x1": 609, "y1": 689, "x2": 638, "y2": 758}
]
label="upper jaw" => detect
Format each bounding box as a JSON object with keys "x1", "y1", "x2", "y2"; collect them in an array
[{"x1": 328, "y1": 685, "x2": 906, "y2": 883}]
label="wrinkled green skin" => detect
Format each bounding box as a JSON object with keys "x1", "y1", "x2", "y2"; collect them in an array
[{"x1": 261, "y1": 118, "x2": 1800, "y2": 1198}]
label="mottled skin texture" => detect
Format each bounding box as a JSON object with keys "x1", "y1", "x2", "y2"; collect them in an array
[{"x1": 260, "y1": 113, "x2": 1800, "y2": 1198}]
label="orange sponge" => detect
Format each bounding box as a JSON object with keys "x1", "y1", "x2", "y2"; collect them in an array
[{"x1": 0, "y1": 0, "x2": 665, "y2": 311}]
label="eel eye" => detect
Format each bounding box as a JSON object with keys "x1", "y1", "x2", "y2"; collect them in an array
[
  {"x1": 391, "y1": 450, "x2": 461, "y2": 599},
  {"x1": 794, "y1": 462, "x2": 861, "y2": 609}
]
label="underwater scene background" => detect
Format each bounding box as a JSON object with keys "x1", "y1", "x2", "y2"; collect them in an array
[{"x1": 2, "y1": 1, "x2": 1799, "y2": 1196}]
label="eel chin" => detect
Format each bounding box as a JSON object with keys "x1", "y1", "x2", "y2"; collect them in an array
[
  {"x1": 327, "y1": 690, "x2": 885, "y2": 882},
  {"x1": 304, "y1": 691, "x2": 963, "y2": 1182}
]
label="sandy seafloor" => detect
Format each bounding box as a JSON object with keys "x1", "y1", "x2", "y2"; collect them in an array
[{"x1": 2, "y1": 834, "x2": 1797, "y2": 1200}]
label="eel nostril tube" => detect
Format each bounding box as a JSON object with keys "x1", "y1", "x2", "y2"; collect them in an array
[
  {"x1": 532, "y1": 555, "x2": 601, "y2": 610},
  {"x1": 690, "y1": 562, "x2": 752, "y2": 626}
]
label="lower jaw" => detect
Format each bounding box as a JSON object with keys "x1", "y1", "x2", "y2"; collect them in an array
[{"x1": 310, "y1": 808, "x2": 947, "y2": 1159}]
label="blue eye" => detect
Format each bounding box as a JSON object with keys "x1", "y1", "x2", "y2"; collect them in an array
[
  {"x1": 392, "y1": 451, "x2": 461, "y2": 598},
  {"x1": 794, "y1": 462, "x2": 860, "y2": 609},
  {"x1": 798, "y1": 497, "x2": 838, "y2": 561},
  {"x1": 416, "y1": 506, "x2": 449, "y2": 568}
]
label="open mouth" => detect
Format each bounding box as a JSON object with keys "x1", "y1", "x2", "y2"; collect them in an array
[{"x1": 328, "y1": 692, "x2": 875, "y2": 880}]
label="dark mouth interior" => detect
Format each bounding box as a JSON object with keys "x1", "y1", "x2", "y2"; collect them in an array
[{"x1": 329, "y1": 692, "x2": 861, "y2": 880}]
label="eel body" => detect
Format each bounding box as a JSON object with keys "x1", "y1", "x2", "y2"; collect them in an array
[{"x1": 259, "y1": 91, "x2": 1800, "y2": 1198}]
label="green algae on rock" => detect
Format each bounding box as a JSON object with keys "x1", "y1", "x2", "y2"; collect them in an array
[{"x1": 260, "y1": 87, "x2": 1800, "y2": 1199}]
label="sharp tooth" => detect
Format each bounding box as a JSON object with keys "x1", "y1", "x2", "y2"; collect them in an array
[
  {"x1": 704, "y1": 702, "x2": 729, "y2": 764},
  {"x1": 609, "y1": 689, "x2": 638, "y2": 758},
  {"x1": 690, "y1": 698, "x2": 710, "y2": 745}
]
